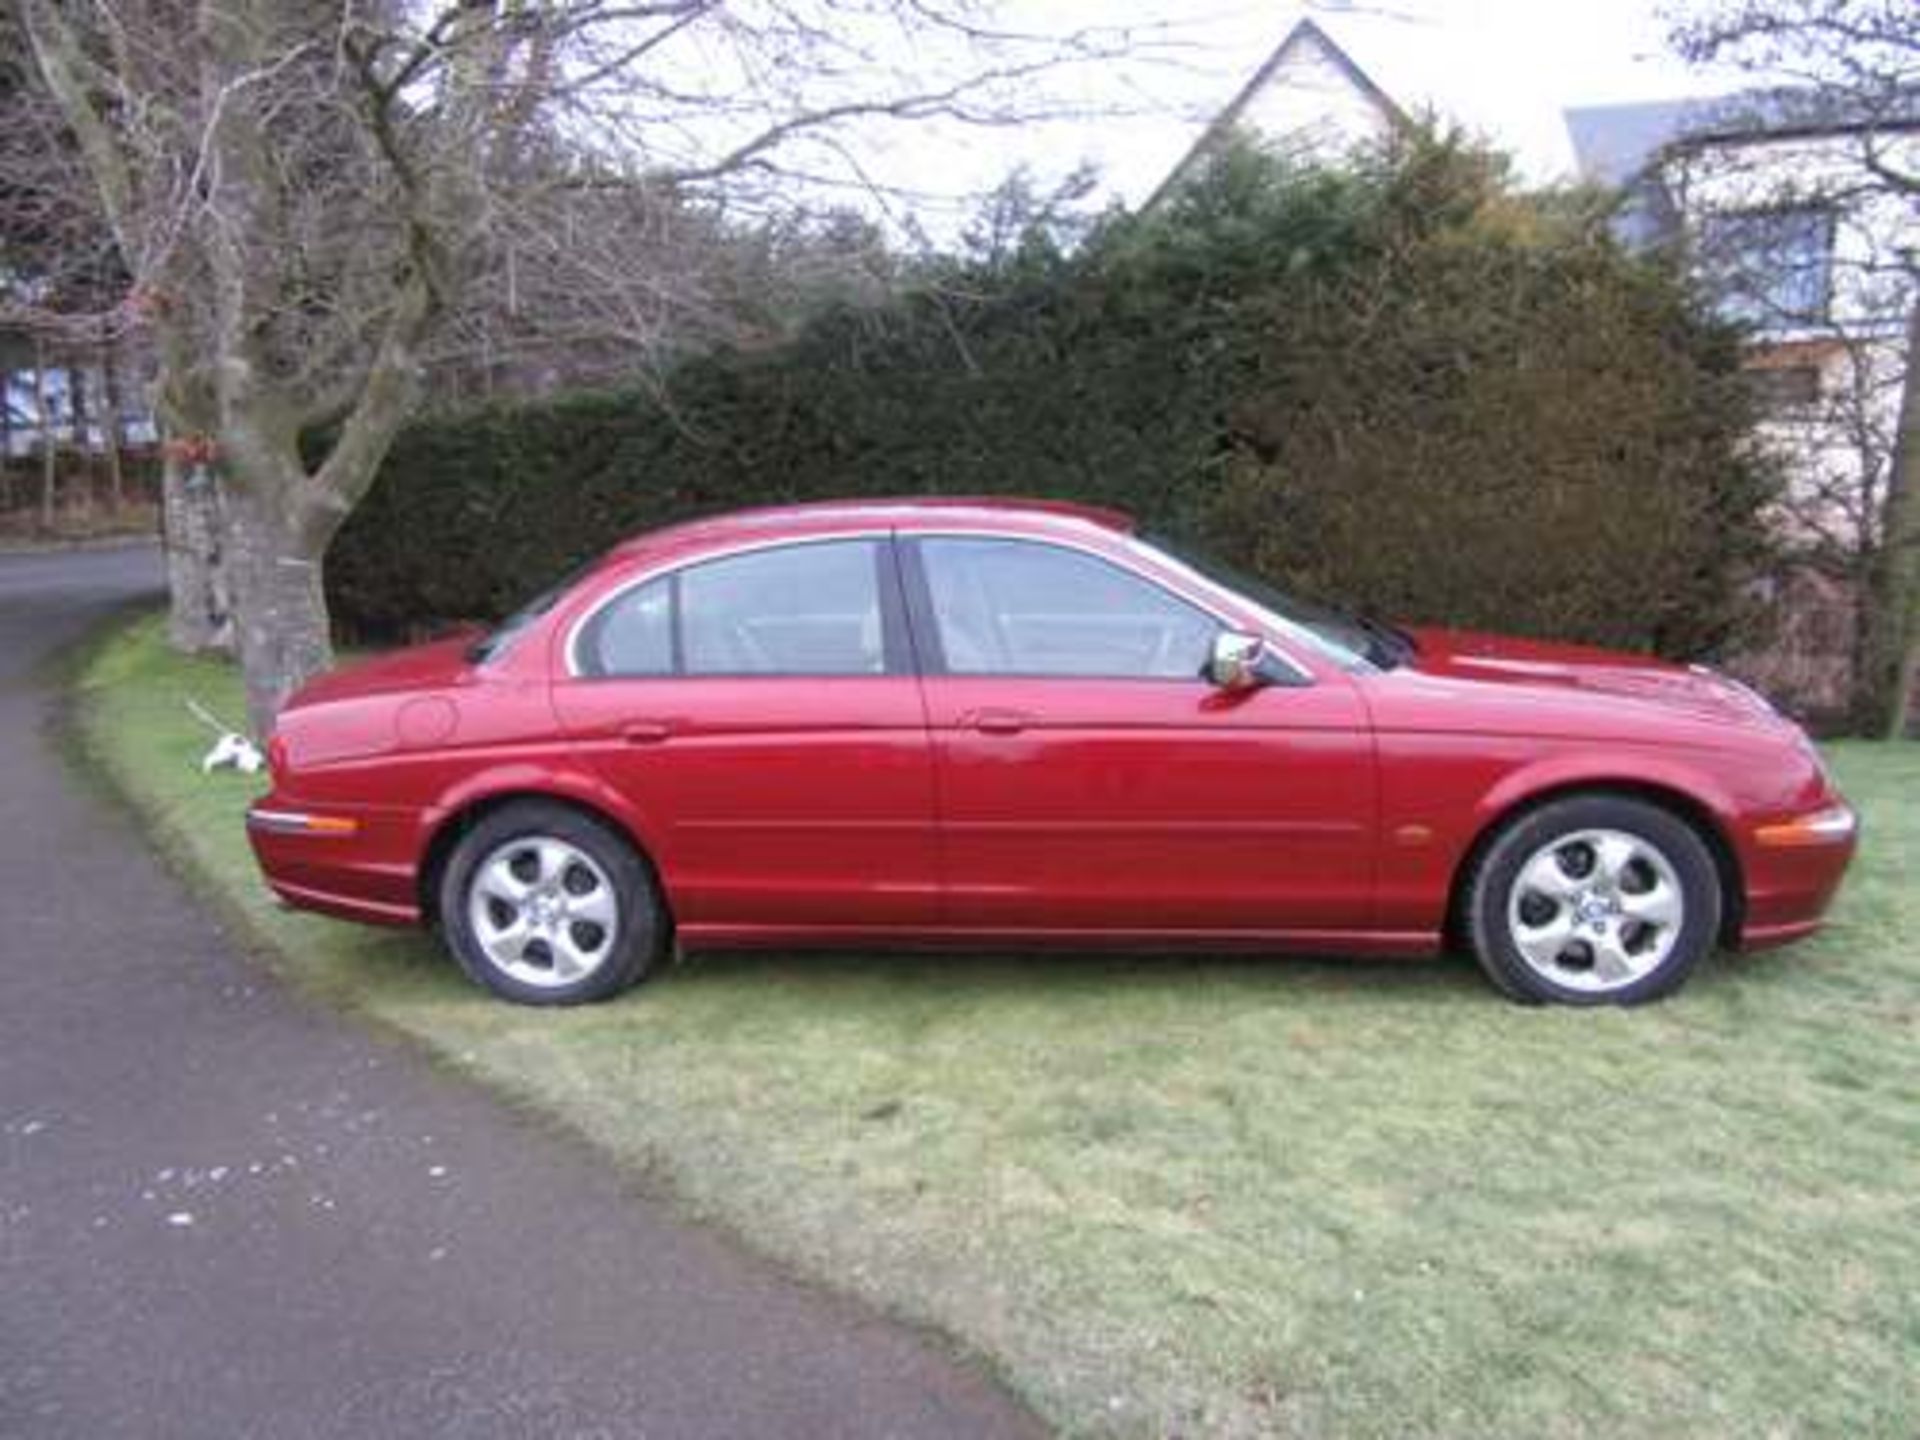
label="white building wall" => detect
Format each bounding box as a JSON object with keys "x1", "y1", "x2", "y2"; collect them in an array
[
  {"x1": 1236, "y1": 33, "x2": 1396, "y2": 163},
  {"x1": 1660, "y1": 129, "x2": 1919, "y2": 557},
  {"x1": 1667, "y1": 130, "x2": 1919, "y2": 338}
]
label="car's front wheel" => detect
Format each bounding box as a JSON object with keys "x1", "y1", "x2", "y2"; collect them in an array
[
  {"x1": 1466, "y1": 794, "x2": 1722, "y2": 1005},
  {"x1": 439, "y1": 800, "x2": 664, "y2": 1005}
]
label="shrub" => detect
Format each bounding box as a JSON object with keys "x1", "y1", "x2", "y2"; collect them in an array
[
  {"x1": 1183, "y1": 139, "x2": 1778, "y2": 656},
  {"x1": 326, "y1": 130, "x2": 1777, "y2": 658}
]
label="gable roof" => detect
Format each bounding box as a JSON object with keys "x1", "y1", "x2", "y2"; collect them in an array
[{"x1": 1140, "y1": 17, "x2": 1408, "y2": 216}]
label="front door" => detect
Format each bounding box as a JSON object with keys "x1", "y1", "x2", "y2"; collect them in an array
[{"x1": 902, "y1": 535, "x2": 1376, "y2": 934}]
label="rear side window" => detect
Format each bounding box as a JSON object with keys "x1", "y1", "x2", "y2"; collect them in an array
[
  {"x1": 577, "y1": 578, "x2": 673, "y2": 677},
  {"x1": 577, "y1": 540, "x2": 892, "y2": 678},
  {"x1": 682, "y1": 541, "x2": 885, "y2": 676}
]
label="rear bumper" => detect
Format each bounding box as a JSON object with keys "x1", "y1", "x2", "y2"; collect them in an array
[
  {"x1": 262, "y1": 876, "x2": 421, "y2": 927},
  {"x1": 246, "y1": 795, "x2": 426, "y2": 928}
]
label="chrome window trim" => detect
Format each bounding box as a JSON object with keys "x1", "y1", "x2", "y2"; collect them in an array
[
  {"x1": 564, "y1": 531, "x2": 891, "y2": 679},
  {"x1": 563, "y1": 524, "x2": 1316, "y2": 686}
]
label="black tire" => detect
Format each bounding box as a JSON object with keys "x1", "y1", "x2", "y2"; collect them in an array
[
  {"x1": 438, "y1": 800, "x2": 665, "y2": 1005},
  {"x1": 1465, "y1": 793, "x2": 1722, "y2": 1007}
]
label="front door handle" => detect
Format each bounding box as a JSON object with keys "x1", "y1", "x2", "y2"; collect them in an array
[
  {"x1": 967, "y1": 708, "x2": 1035, "y2": 736},
  {"x1": 620, "y1": 719, "x2": 673, "y2": 744}
]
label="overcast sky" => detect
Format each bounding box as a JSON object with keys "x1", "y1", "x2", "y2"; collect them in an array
[{"x1": 823, "y1": 0, "x2": 1751, "y2": 233}]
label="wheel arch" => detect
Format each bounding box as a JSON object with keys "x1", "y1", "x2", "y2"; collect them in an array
[
  {"x1": 416, "y1": 777, "x2": 670, "y2": 929},
  {"x1": 1444, "y1": 775, "x2": 1746, "y2": 951}
]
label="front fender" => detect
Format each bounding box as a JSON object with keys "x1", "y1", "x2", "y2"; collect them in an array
[
  {"x1": 1471, "y1": 750, "x2": 1742, "y2": 835},
  {"x1": 1372, "y1": 734, "x2": 1755, "y2": 934}
]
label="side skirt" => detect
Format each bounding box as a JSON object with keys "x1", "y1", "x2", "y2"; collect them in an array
[{"x1": 674, "y1": 924, "x2": 1438, "y2": 957}]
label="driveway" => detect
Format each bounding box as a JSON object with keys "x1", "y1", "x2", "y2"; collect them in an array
[{"x1": 0, "y1": 545, "x2": 1040, "y2": 1440}]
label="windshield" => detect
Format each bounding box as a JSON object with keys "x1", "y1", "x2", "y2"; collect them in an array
[
  {"x1": 467, "y1": 554, "x2": 607, "y2": 665},
  {"x1": 1134, "y1": 532, "x2": 1412, "y2": 672}
]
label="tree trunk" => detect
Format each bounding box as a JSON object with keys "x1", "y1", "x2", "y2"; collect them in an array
[
  {"x1": 1, "y1": 371, "x2": 13, "y2": 513},
  {"x1": 32, "y1": 344, "x2": 56, "y2": 532},
  {"x1": 1853, "y1": 297, "x2": 1920, "y2": 738},
  {"x1": 204, "y1": 266, "x2": 432, "y2": 737},
  {"x1": 161, "y1": 442, "x2": 231, "y2": 655},
  {"x1": 68, "y1": 362, "x2": 94, "y2": 518},
  {"x1": 219, "y1": 454, "x2": 336, "y2": 740},
  {"x1": 1894, "y1": 635, "x2": 1920, "y2": 739},
  {"x1": 100, "y1": 346, "x2": 126, "y2": 513}
]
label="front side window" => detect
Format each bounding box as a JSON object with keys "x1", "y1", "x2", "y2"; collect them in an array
[
  {"x1": 579, "y1": 539, "x2": 889, "y2": 678},
  {"x1": 918, "y1": 537, "x2": 1218, "y2": 678}
]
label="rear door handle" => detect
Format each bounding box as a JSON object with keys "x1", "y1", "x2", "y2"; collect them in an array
[
  {"x1": 620, "y1": 720, "x2": 673, "y2": 744},
  {"x1": 967, "y1": 708, "x2": 1035, "y2": 736}
]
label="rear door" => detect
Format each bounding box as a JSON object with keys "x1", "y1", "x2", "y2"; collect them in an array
[
  {"x1": 902, "y1": 534, "x2": 1376, "y2": 933},
  {"x1": 552, "y1": 536, "x2": 940, "y2": 930}
]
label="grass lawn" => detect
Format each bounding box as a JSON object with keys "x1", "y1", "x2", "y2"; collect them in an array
[{"x1": 71, "y1": 613, "x2": 1919, "y2": 1438}]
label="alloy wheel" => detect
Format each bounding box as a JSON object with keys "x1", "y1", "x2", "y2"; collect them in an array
[
  {"x1": 466, "y1": 836, "x2": 620, "y2": 988},
  {"x1": 1505, "y1": 827, "x2": 1686, "y2": 994}
]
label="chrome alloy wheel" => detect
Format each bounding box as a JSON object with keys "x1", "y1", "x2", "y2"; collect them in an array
[
  {"x1": 1505, "y1": 828, "x2": 1685, "y2": 994},
  {"x1": 466, "y1": 836, "x2": 620, "y2": 989}
]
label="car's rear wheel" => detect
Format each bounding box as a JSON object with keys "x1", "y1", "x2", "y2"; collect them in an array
[
  {"x1": 439, "y1": 801, "x2": 664, "y2": 1005},
  {"x1": 1466, "y1": 794, "x2": 1721, "y2": 1006}
]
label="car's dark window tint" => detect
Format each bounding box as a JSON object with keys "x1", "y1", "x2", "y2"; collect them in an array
[
  {"x1": 681, "y1": 541, "x2": 886, "y2": 675},
  {"x1": 919, "y1": 538, "x2": 1218, "y2": 678},
  {"x1": 578, "y1": 577, "x2": 673, "y2": 678}
]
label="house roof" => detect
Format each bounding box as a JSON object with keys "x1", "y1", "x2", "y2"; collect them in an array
[
  {"x1": 1140, "y1": 17, "x2": 1407, "y2": 216},
  {"x1": 1564, "y1": 99, "x2": 1707, "y2": 187},
  {"x1": 1565, "y1": 88, "x2": 1920, "y2": 187}
]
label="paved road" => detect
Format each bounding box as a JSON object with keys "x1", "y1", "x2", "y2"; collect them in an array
[{"x1": 0, "y1": 546, "x2": 1039, "y2": 1440}]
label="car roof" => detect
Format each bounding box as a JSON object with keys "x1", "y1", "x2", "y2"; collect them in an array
[{"x1": 609, "y1": 496, "x2": 1136, "y2": 558}]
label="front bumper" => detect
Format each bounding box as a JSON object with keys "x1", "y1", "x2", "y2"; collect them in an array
[{"x1": 1735, "y1": 800, "x2": 1858, "y2": 950}]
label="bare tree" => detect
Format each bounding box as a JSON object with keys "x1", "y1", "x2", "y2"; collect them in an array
[
  {"x1": 1670, "y1": 0, "x2": 1920, "y2": 735},
  {"x1": 7, "y1": 0, "x2": 1138, "y2": 735},
  {"x1": 1, "y1": 8, "x2": 186, "y2": 600}
]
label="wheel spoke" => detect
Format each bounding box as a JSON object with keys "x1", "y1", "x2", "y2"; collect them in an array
[
  {"x1": 1592, "y1": 834, "x2": 1640, "y2": 889},
  {"x1": 550, "y1": 928, "x2": 594, "y2": 980},
  {"x1": 570, "y1": 885, "x2": 617, "y2": 928},
  {"x1": 1618, "y1": 881, "x2": 1682, "y2": 931},
  {"x1": 479, "y1": 915, "x2": 533, "y2": 965},
  {"x1": 478, "y1": 854, "x2": 534, "y2": 905},
  {"x1": 1591, "y1": 931, "x2": 1639, "y2": 984},
  {"x1": 1518, "y1": 851, "x2": 1582, "y2": 900},
  {"x1": 1514, "y1": 911, "x2": 1576, "y2": 969},
  {"x1": 534, "y1": 841, "x2": 571, "y2": 885}
]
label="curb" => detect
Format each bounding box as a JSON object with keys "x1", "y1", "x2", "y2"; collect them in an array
[{"x1": 0, "y1": 532, "x2": 162, "y2": 557}]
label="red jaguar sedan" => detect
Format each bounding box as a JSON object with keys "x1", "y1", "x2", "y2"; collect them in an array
[{"x1": 247, "y1": 498, "x2": 1856, "y2": 1006}]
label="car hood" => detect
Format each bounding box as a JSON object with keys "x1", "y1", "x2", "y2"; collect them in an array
[
  {"x1": 1398, "y1": 626, "x2": 1782, "y2": 728},
  {"x1": 285, "y1": 631, "x2": 482, "y2": 710}
]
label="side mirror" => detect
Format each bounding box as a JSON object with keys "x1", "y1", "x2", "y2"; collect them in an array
[{"x1": 1205, "y1": 631, "x2": 1271, "y2": 691}]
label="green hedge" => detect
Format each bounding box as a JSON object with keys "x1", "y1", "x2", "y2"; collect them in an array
[{"x1": 326, "y1": 133, "x2": 1776, "y2": 657}]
